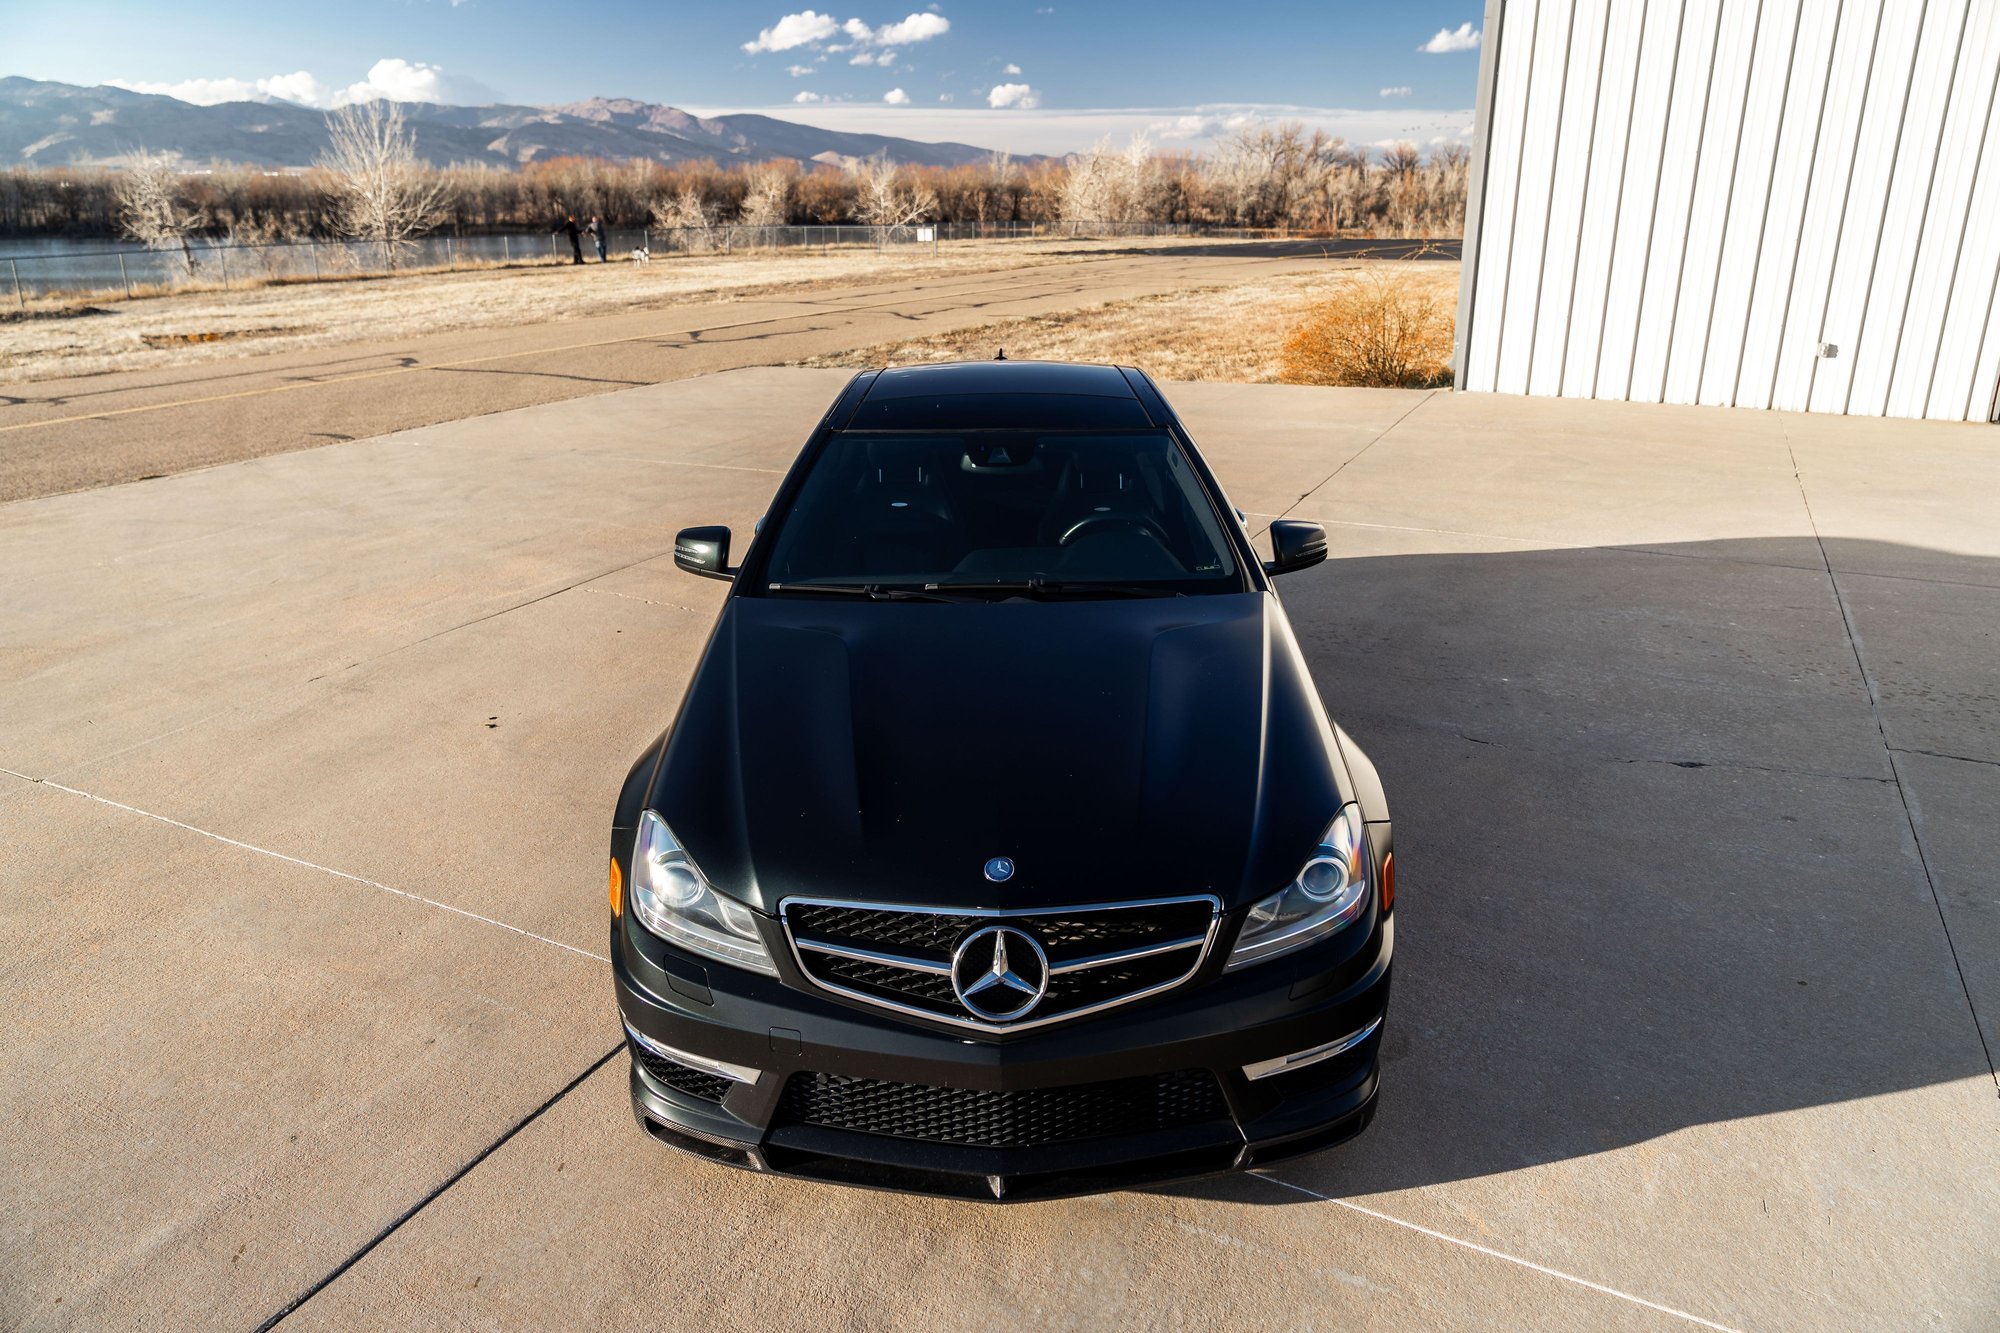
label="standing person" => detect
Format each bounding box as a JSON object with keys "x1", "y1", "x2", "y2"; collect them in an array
[
  {"x1": 553, "y1": 213, "x2": 583, "y2": 265},
  {"x1": 587, "y1": 215, "x2": 608, "y2": 263}
]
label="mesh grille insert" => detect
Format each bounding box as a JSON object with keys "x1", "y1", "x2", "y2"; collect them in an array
[
  {"x1": 776, "y1": 1068, "x2": 1227, "y2": 1148},
  {"x1": 631, "y1": 1042, "x2": 733, "y2": 1103}
]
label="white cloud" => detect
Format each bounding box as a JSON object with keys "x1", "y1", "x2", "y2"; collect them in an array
[
  {"x1": 108, "y1": 58, "x2": 494, "y2": 109},
  {"x1": 939, "y1": 93, "x2": 954, "y2": 102},
  {"x1": 744, "y1": 10, "x2": 841, "y2": 53},
  {"x1": 794, "y1": 90, "x2": 826, "y2": 103},
  {"x1": 747, "y1": 9, "x2": 948, "y2": 57},
  {"x1": 849, "y1": 49, "x2": 898, "y2": 65},
  {"x1": 692, "y1": 99, "x2": 1475, "y2": 157},
  {"x1": 1150, "y1": 110, "x2": 1259, "y2": 141},
  {"x1": 987, "y1": 82, "x2": 1039, "y2": 109},
  {"x1": 1002, "y1": 62, "x2": 1022, "y2": 75},
  {"x1": 786, "y1": 64, "x2": 815, "y2": 76},
  {"x1": 1380, "y1": 86, "x2": 1411, "y2": 97},
  {"x1": 874, "y1": 12, "x2": 949, "y2": 43},
  {"x1": 1420, "y1": 22, "x2": 1480, "y2": 53},
  {"x1": 883, "y1": 87, "x2": 910, "y2": 104},
  {"x1": 110, "y1": 71, "x2": 330, "y2": 107},
  {"x1": 340, "y1": 58, "x2": 477, "y2": 105}
]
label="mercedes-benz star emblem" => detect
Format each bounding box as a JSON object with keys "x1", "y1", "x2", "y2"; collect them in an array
[
  {"x1": 983, "y1": 856, "x2": 1015, "y2": 882},
  {"x1": 950, "y1": 926, "x2": 1049, "y2": 1022}
]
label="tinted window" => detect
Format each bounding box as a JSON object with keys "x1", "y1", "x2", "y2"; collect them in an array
[{"x1": 757, "y1": 431, "x2": 1241, "y2": 595}]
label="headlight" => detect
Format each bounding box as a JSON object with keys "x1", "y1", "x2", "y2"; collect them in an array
[
  {"x1": 1226, "y1": 805, "x2": 1371, "y2": 969},
  {"x1": 629, "y1": 810, "x2": 776, "y2": 975}
]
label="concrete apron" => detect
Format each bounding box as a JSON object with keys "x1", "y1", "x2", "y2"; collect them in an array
[{"x1": 1, "y1": 369, "x2": 1995, "y2": 1331}]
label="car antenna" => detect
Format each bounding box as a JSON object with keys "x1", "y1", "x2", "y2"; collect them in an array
[{"x1": 994, "y1": 347, "x2": 1007, "y2": 360}]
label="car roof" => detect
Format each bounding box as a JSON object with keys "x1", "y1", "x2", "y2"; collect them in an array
[{"x1": 839, "y1": 360, "x2": 1161, "y2": 431}]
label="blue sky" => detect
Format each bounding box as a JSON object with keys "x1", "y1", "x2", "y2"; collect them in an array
[{"x1": 10, "y1": 2, "x2": 1485, "y2": 154}]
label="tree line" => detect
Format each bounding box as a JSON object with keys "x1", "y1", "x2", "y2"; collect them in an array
[{"x1": 0, "y1": 117, "x2": 1469, "y2": 242}]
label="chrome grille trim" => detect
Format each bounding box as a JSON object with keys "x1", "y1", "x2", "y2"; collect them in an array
[
  {"x1": 794, "y1": 936, "x2": 953, "y2": 975},
  {"x1": 1047, "y1": 934, "x2": 1211, "y2": 974},
  {"x1": 778, "y1": 894, "x2": 1223, "y2": 1034}
]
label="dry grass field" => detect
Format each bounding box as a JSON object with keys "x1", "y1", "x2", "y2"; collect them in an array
[
  {"x1": 0, "y1": 237, "x2": 1210, "y2": 384},
  {"x1": 798, "y1": 260, "x2": 1461, "y2": 385}
]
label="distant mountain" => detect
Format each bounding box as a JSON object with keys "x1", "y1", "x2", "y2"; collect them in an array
[{"x1": 0, "y1": 77, "x2": 1019, "y2": 170}]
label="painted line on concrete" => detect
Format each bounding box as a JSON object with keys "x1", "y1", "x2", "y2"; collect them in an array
[
  {"x1": 255, "y1": 1042, "x2": 625, "y2": 1331},
  {"x1": 1249, "y1": 1174, "x2": 1747, "y2": 1332},
  {"x1": 0, "y1": 769, "x2": 607, "y2": 965}
]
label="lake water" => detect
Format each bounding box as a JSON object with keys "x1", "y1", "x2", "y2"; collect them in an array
[{"x1": 0, "y1": 232, "x2": 627, "y2": 298}]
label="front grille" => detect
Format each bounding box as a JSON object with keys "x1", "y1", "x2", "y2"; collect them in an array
[
  {"x1": 776, "y1": 1068, "x2": 1227, "y2": 1148},
  {"x1": 782, "y1": 896, "x2": 1218, "y2": 1031},
  {"x1": 630, "y1": 1042, "x2": 733, "y2": 1103}
]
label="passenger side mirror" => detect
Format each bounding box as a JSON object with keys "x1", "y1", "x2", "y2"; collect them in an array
[
  {"x1": 674, "y1": 525, "x2": 734, "y2": 581},
  {"x1": 1264, "y1": 519, "x2": 1327, "y2": 577}
]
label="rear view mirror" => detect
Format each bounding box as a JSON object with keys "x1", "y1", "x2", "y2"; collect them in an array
[
  {"x1": 674, "y1": 525, "x2": 734, "y2": 581},
  {"x1": 1264, "y1": 519, "x2": 1327, "y2": 577}
]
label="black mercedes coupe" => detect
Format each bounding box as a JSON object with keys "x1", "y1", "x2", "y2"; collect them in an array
[{"x1": 609, "y1": 360, "x2": 1393, "y2": 1200}]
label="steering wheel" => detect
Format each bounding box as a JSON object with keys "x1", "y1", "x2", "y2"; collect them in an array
[{"x1": 1057, "y1": 512, "x2": 1172, "y2": 548}]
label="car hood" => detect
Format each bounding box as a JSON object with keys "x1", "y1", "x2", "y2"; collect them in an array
[{"x1": 649, "y1": 592, "x2": 1349, "y2": 914}]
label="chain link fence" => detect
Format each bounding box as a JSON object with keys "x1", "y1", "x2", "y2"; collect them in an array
[{"x1": 0, "y1": 221, "x2": 1271, "y2": 307}]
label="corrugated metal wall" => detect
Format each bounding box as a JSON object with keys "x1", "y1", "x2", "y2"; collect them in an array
[{"x1": 1455, "y1": 0, "x2": 2000, "y2": 422}]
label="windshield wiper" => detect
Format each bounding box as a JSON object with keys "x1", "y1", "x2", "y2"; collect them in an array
[
  {"x1": 768, "y1": 581, "x2": 973, "y2": 603},
  {"x1": 922, "y1": 578, "x2": 1186, "y2": 600}
]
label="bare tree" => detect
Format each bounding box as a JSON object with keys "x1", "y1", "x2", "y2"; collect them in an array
[
  {"x1": 651, "y1": 186, "x2": 718, "y2": 250},
  {"x1": 115, "y1": 152, "x2": 208, "y2": 277},
  {"x1": 850, "y1": 153, "x2": 937, "y2": 227},
  {"x1": 317, "y1": 101, "x2": 447, "y2": 268},
  {"x1": 737, "y1": 164, "x2": 792, "y2": 228}
]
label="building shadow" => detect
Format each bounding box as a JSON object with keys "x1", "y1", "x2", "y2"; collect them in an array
[{"x1": 1160, "y1": 535, "x2": 1994, "y2": 1202}]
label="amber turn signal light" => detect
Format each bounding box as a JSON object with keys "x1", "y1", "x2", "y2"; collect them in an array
[
  {"x1": 1381, "y1": 852, "x2": 1395, "y2": 913},
  {"x1": 609, "y1": 856, "x2": 623, "y2": 917}
]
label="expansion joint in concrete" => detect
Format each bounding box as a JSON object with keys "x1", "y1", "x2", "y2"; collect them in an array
[{"x1": 1786, "y1": 435, "x2": 1999, "y2": 1095}]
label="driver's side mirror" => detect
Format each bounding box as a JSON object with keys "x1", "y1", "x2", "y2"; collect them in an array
[
  {"x1": 1264, "y1": 519, "x2": 1327, "y2": 577},
  {"x1": 674, "y1": 525, "x2": 734, "y2": 581}
]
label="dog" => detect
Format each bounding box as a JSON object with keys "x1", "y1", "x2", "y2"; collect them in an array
[{"x1": 629, "y1": 247, "x2": 651, "y2": 264}]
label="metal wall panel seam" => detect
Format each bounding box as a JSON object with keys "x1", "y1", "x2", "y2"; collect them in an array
[
  {"x1": 1590, "y1": 0, "x2": 1651, "y2": 398},
  {"x1": 1962, "y1": 215, "x2": 2000, "y2": 420},
  {"x1": 1896, "y1": 4, "x2": 1997, "y2": 418},
  {"x1": 1841, "y1": 0, "x2": 1938, "y2": 415},
  {"x1": 1452, "y1": 0, "x2": 1509, "y2": 388},
  {"x1": 1767, "y1": 0, "x2": 1851, "y2": 409},
  {"x1": 1622, "y1": 2, "x2": 1696, "y2": 399},
  {"x1": 1693, "y1": 0, "x2": 1771, "y2": 401},
  {"x1": 1659, "y1": 0, "x2": 1737, "y2": 401},
  {"x1": 1874, "y1": 0, "x2": 1971, "y2": 418},
  {"x1": 1526, "y1": 0, "x2": 1587, "y2": 389},
  {"x1": 1804, "y1": 0, "x2": 1890, "y2": 412},
  {"x1": 1491, "y1": 0, "x2": 1544, "y2": 394},
  {"x1": 1921, "y1": 39, "x2": 2000, "y2": 418},
  {"x1": 1725, "y1": 0, "x2": 1808, "y2": 406},
  {"x1": 1736, "y1": 0, "x2": 1834, "y2": 407},
  {"x1": 1558, "y1": 0, "x2": 1620, "y2": 391}
]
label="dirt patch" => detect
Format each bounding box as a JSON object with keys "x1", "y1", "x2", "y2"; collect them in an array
[
  {"x1": 140, "y1": 326, "x2": 316, "y2": 348},
  {"x1": 0, "y1": 304, "x2": 113, "y2": 324},
  {"x1": 796, "y1": 261, "x2": 1462, "y2": 384}
]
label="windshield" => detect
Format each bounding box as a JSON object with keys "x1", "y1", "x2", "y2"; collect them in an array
[{"x1": 755, "y1": 430, "x2": 1243, "y2": 597}]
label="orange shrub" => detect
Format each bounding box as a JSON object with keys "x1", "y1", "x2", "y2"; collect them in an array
[{"x1": 1279, "y1": 274, "x2": 1454, "y2": 388}]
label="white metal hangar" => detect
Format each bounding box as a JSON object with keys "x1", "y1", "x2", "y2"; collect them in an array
[{"x1": 1453, "y1": 0, "x2": 2000, "y2": 422}]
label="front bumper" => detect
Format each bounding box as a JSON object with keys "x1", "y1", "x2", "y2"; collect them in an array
[{"x1": 613, "y1": 911, "x2": 1390, "y2": 1202}]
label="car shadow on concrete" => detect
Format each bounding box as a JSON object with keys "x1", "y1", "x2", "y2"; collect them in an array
[{"x1": 1157, "y1": 535, "x2": 1994, "y2": 1202}]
